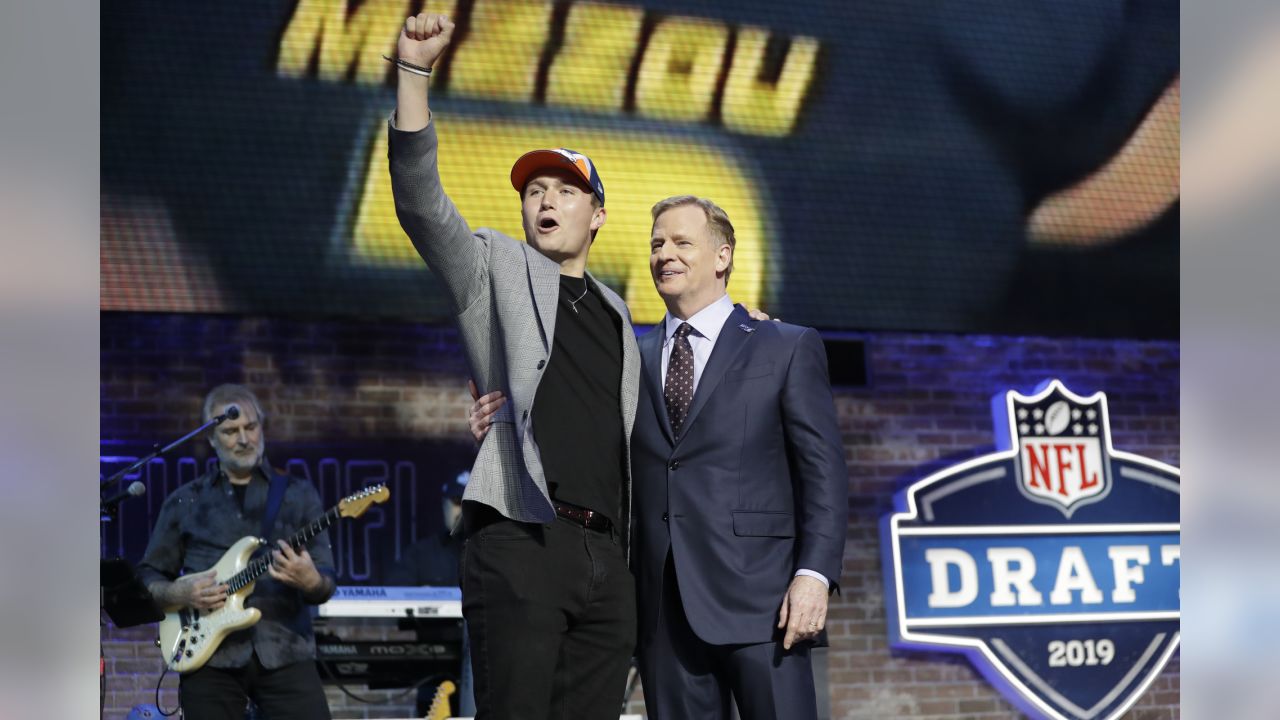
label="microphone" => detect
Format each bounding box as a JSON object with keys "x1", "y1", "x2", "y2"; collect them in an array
[
  {"x1": 99, "y1": 403, "x2": 248, "y2": 493},
  {"x1": 212, "y1": 405, "x2": 241, "y2": 425},
  {"x1": 102, "y1": 481, "x2": 146, "y2": 510}
]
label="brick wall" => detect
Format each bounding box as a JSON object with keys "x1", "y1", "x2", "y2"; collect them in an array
[{"x1": 100, "y1": 312, "x2": 1179, "y2": 719}]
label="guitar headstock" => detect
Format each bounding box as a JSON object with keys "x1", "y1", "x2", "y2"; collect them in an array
[{"x1": 337, "y1": 484, "x2": 391, "y2": 518}]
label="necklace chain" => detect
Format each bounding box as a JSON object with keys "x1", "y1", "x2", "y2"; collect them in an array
[{"x1": 565, "y1": 280, "x2": 589, "y2": 314}]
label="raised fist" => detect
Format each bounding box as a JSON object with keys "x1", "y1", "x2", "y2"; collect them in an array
[{"x1": 397, "y1": 13, "x2": 455, "y2": 70}]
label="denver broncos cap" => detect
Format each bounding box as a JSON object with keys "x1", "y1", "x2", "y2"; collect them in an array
[{"x1": 510, "y1": 148, "x2": 605, "y2": 206}]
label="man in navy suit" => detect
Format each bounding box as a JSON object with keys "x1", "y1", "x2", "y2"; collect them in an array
[
  {"x1": 629, "y1": 196, "x2": 847, "y2": 719},
  {"x1": 468, "y1": 196, "x2": 847, "y2": 717}
]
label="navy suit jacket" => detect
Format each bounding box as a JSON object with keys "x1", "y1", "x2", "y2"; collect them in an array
[{"x1": 632, "y1": 305, "x2": 848, "y2": 646}]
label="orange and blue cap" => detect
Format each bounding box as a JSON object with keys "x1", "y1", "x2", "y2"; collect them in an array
[{"x1": 510, "y1": 148, "x2": 605, "y2": 206}]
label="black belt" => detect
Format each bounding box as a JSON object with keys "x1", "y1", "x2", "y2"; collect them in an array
[{"x1": 553, "y1": 501, "x2": 612, "y2": 531}]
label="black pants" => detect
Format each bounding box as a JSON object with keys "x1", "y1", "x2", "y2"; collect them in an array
[
  {"x1": 638, "y1": 552, "x2": 816, "y2": 720},
  {"x1": 462, "y1": 507, "x2": 636, "y2": 720},
  {"x1": 178, "y1": 653, "x2": 331, "y2": 720}
]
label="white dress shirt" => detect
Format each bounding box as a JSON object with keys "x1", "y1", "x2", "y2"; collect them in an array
[{"x1": 659, "y1": 294, "x2": 829, "y2": 590}]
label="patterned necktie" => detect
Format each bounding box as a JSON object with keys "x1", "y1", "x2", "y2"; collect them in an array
[{"x1": 664, "y1": 323, "x2": 695, "y2": 435}]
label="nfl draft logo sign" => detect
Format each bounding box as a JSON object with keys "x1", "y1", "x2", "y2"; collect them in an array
[{"x1": 880, "y1": 380, "x2": 1179, "y2": 720}]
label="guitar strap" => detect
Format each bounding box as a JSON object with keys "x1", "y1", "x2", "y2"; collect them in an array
[{"x1": 260, "y1": 470, "x2": 289, "y2": 542}]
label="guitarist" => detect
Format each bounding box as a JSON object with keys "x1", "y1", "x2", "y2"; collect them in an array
[{"x1": 137, "y1": 384, "x2": 336, "y2": 720}]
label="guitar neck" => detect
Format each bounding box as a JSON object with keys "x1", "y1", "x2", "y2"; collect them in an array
[{"x1": 226, "y1": 505, "x2": 341, "y2": 592}]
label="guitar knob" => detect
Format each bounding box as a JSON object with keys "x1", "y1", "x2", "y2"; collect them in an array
[{"x1": 185, "y1": 650, "x2": 193, "y2": 658}]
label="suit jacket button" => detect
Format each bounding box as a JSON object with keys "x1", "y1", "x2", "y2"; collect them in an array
[
  {"x1": 669, "y1": 460, "x2": 680, "y2": 471},
  {"x1": 661, "y1": 512, "x2": 669, "y2": 522},
  {"x1": 537, "y1": 359, "x2": 546, "y2": 370}
]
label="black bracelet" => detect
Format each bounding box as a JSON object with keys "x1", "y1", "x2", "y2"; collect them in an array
[{"x1": 382, "y1": 54, "x2": 432, "y2": 77}]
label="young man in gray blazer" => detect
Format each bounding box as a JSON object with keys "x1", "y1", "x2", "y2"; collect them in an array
[{"x1": 388, "y1": 13, "x2": 641, "y2": 720}]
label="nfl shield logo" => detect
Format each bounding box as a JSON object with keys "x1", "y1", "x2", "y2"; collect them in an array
[
  {"x1": 881, "y1": 379, "x2": 1180, "y2": 720},
  {"x1": 1012, "y1": 384, "x2": 1111, "y2": 517}
]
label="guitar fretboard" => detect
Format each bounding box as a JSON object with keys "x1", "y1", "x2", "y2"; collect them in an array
[{"x1": 225, "y1": 506, "x2": 341, "y2": 593}]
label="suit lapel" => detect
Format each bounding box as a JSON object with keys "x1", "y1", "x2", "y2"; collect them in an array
[
  {"x1": 640, "y1": 325, "x2": 675, "y2": 444},
  {"x1": 523, "y1": 244, "x2": 559, "y2": 354},
  {"x1": 679, "y1": 305, "x2": 754, "y2": 441}
]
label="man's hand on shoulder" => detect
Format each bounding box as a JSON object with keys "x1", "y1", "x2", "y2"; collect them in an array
[{"x1": 468, "y1": 378, "x2": 508, "y2": 443}]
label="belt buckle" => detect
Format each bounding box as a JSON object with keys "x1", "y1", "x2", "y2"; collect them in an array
[
  {"x1": 582, "y1": 509, "x2": 608, "y2": 531},
  {"x1": 556, "y1": 502, "x2": 605, "y2": 530}
]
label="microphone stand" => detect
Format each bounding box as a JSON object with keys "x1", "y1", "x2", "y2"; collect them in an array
[
  {"x1": 101, "y1": 409, "x2": 235, "y2": 490},
  {"x1": 100, "y1": 404, "x2": 240, "y2": 515},
  {"x1": 99, "y1": 411, "x2": 231, "y2": 716}
]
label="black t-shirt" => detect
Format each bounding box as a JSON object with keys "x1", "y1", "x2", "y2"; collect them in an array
[
  {"x1": 532, "y1": 275, "x2": 626, "y2": 526},
  {"x1": 232, "y1": 481, "x2": 248, "y2": 512}
]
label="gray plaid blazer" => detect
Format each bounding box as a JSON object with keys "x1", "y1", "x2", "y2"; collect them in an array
[{"x1": 388, "y1": 117, "x2": 640, "y2": 527}]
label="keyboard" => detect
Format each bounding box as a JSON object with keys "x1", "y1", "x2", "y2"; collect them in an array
[
  {"x1": 317, "y1": 585, "x2": 463, "y2": 619},
  {"x1": 315, "y1": 638, "x2": 462, "y2": 687}
]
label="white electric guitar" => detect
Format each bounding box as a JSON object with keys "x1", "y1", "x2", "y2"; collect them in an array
[{"x1": 157, "y1": 484, "x2": 390, "y2": 673}]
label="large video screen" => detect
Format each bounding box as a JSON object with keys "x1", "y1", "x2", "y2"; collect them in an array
[{"x1": 102, "y1": 0, "x2": 1178, "y2": 337}]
